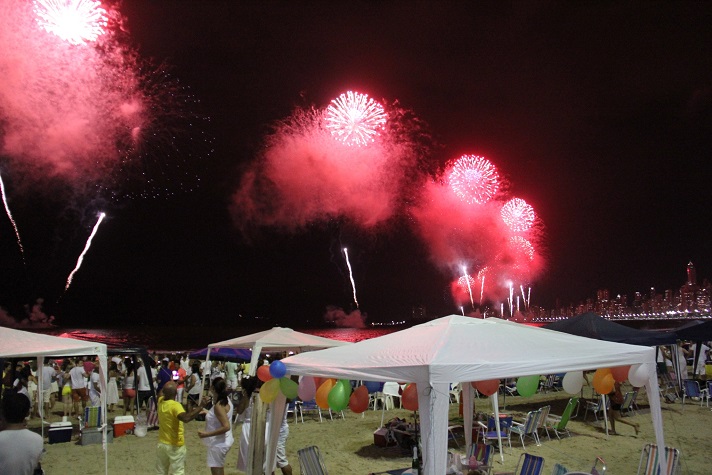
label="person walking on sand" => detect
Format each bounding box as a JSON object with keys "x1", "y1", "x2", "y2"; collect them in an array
[
  {"x1": 155, "y1": 381, "x2": 207, "y2": 475},
  {"x1": 607, "y1": 381, "x2": 639, "y2": 436},
  {"x1": 68, "y1": 358, "x2": 88, "y2": 416},
  {"x1": 198, "y1": 377, "x2": 234, "y2": 475}
]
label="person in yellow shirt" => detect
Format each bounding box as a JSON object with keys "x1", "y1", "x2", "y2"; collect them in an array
[{"x1": 156, "y1": 381, "x2": 206, "y2": 475}]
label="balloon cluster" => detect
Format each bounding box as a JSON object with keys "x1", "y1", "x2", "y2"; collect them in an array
[
  {"x1": 560, "y1": 364, "x2": 650, "y2": 395},
  {"x1": 257, "y1": 363, "x2": 423, "y2": 413}
]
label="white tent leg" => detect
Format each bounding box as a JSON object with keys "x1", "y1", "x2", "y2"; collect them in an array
[
  {"x1": 463, "y1": 383, "x2": 473, "y2": 450},
  {"x1": 645, "y1": 363, "x2": 667, "y2": 474},
  {"x1": 602, "y1": 394, "x2": 609, "y2": 437},
  {"x1": 491, "y1": 394, "x2": 504, "y2": 464}
]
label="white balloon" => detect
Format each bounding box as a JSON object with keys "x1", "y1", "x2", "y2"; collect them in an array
[
  {"x1": 628, "y1": 363, "x2": 650, "y2": 387},
  {"x1": 298, "y1": 375, "x2": 317, "y2": 401},
  {"x1": 562, "y1": 371, "x2": 584, "y2": 394}
]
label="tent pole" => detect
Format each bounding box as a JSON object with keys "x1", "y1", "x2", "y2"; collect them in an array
[
  {"x1": 491, "y1": 394, "x2": 504, "y2": 464},
  {"x1": 201, "y1": 348, "x2": 212, "y2": 402}
]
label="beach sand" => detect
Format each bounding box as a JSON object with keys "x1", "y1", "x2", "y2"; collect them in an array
[{"x1": 32, "y1": 383, "x2": 710, "y2": 474}]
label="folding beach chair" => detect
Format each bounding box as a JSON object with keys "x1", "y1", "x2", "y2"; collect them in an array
[
  {"x1": 461, "y1": 443, "x2": 493, "y2": 475},
  {"x1": 636, "y1": 443, "x2": 681, "y2": 475},
  {"x1": 620, "y1": 391, "x2": 637, "y2": 417},
  {"x1": 584, "y1": 394, "x2": 609, "y2": 422},
  {"x1": 298, "y1": 445, "x2": 329, "y2": 475},
  {"x1": 494, "y1": 453, "x2": 544, "y2": 475},
  {"x1": 550, "y1": 463, "x2": 568, "y2": 475},
  {"x1": 510, "y1": 409, "x2": 541, "y2": 449},
  {"x1": 536, "y1": 405, "x2": 551, "y2": 441},
  {"x1": 681, "y1": 379, "x2": 706, "y2": 407},
  {"x1": 590, "y1": 455, "x2": 607, "y2": 474},
  {"x1": 545, "y1": 396, "x2": 578, "y2": 439}
]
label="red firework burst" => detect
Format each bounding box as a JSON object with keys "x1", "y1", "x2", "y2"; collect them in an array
[
  {"x1": 448, "y1": 155, "x2": 499, "y2": 204},
  {"x1": 325, "y1": 91, "x2": 387, "y2": 146},
  {"x1": 501, "y1": 198, "x2": 536, "y2": 232},
  {"x1": 509, "y1": 236, "x2": 535, "y2": 261},
  {"x1": 458, "y1": 274, "x2": 475, "y2": 289},
  {"x1": 34, "y1": 0, "x2": 108, "y2": 45}
]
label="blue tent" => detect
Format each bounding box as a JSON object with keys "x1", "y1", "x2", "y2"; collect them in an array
[{"x1": 189, "y1": 347, "x2": 251, "y2": 362}]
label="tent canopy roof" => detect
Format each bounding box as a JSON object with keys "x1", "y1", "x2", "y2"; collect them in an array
[
  {"x1": 282, "y1": 315, "x2": 655, "y2": 383},
  {"x1": 208, "y1": 326, "x2": 351, "y2": 352},
  {"x1": 675, "y1": 320, "x2": 712, "y2": 341},
  {"x1": 544, "y1": 312, "x2": 676, "y2": 346},
  {"x1": 0, "y1": 326, "x2": 107, "y2": 358}
]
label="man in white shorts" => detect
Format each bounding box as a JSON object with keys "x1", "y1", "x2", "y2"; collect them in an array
[{"x1": 224, "y1": 361, "x2": 239, "y2": 391}]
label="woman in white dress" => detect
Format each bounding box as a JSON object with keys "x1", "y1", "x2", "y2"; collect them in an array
[
  {"x1": 198, "y1": 377, "x2": 234, "y2": 475},
  {"x1": 122, "y1": 362, "x2": 136, "y2": 416},
  {"x1": 106, "y1": 361, "x2": 120, "y2": 412}
]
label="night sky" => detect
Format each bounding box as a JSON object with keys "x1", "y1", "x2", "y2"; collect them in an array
[{"x1": 1, "y1": 1, "x2": 712, "y2": 327}]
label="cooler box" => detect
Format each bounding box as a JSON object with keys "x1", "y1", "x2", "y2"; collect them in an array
[
  {"x1": 48, "y1": 421, "x2": 73, "y2": 444},
  {"x1": 113, "y1": 416, "x2": 135, "y2": 437},
  {"x1": 80, "y1": 427, "x2": 113, "y2": 446}
]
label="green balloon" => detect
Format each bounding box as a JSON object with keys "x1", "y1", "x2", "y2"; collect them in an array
[
  {"x1": 516, "y1": 375, "x2": 539, "y2": 397},
  {"x1": 279, "y1": 377, "x2": 299, "y2": 400},
  {"x1": 327, "y1": 380, "x2": 351, "y2": 412}
]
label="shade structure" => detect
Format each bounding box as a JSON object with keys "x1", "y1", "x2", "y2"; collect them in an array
[
  {"x1": 280, "y1": 315, "x2": 667, "y2": 475},
  {"x1": 544, "y1": 312, "x2": 676, "y2": 346},
  {"x1": 0, "y1": 326, "x2": 109, "y2": 475},
  {"x1": 675, "y1": 320, "x2": 712, "y2": 341},
  {"x1": 207, "y1": 326, "x2": 350, "y2": 377}
]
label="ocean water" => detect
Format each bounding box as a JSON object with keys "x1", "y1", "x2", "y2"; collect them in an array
[{"x1": 43, "y1": 325, "x2": 399, "y2": 351}]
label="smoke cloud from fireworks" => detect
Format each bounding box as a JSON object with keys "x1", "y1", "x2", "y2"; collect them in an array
[
  {"x1": 323, "y1": 305, "x2": 366, "y2": 328},
  {"x1": 231, "y1": 96, "x2": 427, "y2": 232}
]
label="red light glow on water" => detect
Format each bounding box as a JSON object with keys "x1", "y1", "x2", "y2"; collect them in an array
[
  {"x1": 448, "y1": 154, "x2": 499, "y2": 204},
  {"x1": 501, "y1": 197, "x2": 535, "y2": 232},
  {"x1": 325, "y1": 91, "x2": 386, "y2": 146},
  {"x1": 34, "y1": 0, "x2": 108, "y2": 45}
]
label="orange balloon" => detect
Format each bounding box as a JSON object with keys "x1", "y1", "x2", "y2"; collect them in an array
[
  {"x1": 611, "y1": 365, "x2": 630, "y2": 383},
  {"x1": 257, "y1": 365, "x2": 273, "y2": 382},
  {"x1": 592, "y1": 368, "x2": 615, "y2": 394},
  {"x1": 315, "y1": 379, "x2": 336, "y2": 409},
  {"x1": 348, "y1": 385, "x2": 370, "y2": 413},
  {"x1": 402, "y1": 383, "x2": 419, "y2": 410},
  {"x1": 473, "y1": 379, "x2": 500, "y2": 396}
]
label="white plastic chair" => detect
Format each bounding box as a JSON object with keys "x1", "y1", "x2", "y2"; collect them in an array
[{"x1": 382, "y1": 382, "x2": 402, "y2": 410}]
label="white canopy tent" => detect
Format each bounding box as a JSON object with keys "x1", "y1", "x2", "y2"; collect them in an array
[
  {"x1": 205, "y1": 327, "x2": 350, "y2": 474},
  {"x1": 280, "y1": 315, "x2": 667, "y2": 475},
  {"x1": 0, "y1": 326, "x2": 109, "y2": 475}
]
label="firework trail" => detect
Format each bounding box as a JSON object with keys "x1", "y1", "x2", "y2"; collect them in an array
[
  {"x1": 480, "y1": 273, "x2": 485, "y2": 304},
  {"x1": 520, "y1": 284, "x2": 527, "y2": 309},
  {"x1": 64, "y1": 212, "x2": 105, "y2": 291},
  {"x1": 0, "y1": 172, "x2": 25, "y2": 262},
  {"x1": 343, "y1": 247, "x2": 359, "y2": 309},
  {"x1": 461, "y1": 266, "x2": 474, "y2": 307}
]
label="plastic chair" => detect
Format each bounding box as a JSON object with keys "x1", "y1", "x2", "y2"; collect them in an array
[
  {"x1": 449, "y1": 382, "x2": 462, "y2": 404},
  {"x1": 296, "y1": 399, "x2": 323, "y2": 423},
  {"x1": 382, "y1": 382, "x2": 402, "y2": 409},
  {"x1": 298, "y1": 445, "x2": 329, "y2": 475},
  {"x1": 510, "y1": 409, "x2": 541, "y2": 448},
  {"x1": 546, "y1": 396, "x2": 578, "y2": 439},
  {"x1": 636, "y1": 444, "x2": 681, "y2": 475}
]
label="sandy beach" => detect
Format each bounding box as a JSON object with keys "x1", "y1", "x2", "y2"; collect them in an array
[{"x1": 27, "y1": 381, "x2": 710, "y2": 474}]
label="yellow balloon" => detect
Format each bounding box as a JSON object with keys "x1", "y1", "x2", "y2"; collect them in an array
[{"x1": 260, "y1": 377, "x2": 281, "y2": 403}]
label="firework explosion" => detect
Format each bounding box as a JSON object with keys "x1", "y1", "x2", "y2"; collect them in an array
[
  {"x1": 501, "y1": 197, "x2": 535, "y2": 232},
  {"x1": 232, "y1": 98, "x2": 427, "y2": 231},
  {"x1": 325, "y1": 91, "x2": 387, "y2": 146},
  {"x1": 33, "y1": 0, "x2": 108, "y2": 45},
  {"x1": 448, "y1": 154, "x2": 499, "y2": 204}
]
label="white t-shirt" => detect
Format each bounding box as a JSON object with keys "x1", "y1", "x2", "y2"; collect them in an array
[
  {"x1": 39, "y1": 365, "x2": 55, "y2": 389},
  {"x1": 0, "y1": 429, "x2": 44, "y2": 475},
  {"x1": 89, "y1": 372, "x2": 101, "y2": 405},
  {"x1": 69, "y1": 366, "x2": 86, "y2": 389},
  {"x1": 136, "y1": 366, "x2": 149, "y2": 391}
]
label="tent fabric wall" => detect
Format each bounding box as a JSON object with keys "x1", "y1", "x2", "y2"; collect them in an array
[
  {"x1": 281, "y1": 316, "x2": 667, "y2": 475},
  {"x1": 543, "y1": 312, "x2": 677, "y2": 346},
  {"x1": 0, "y1": 326, "x2": 109, "y2": 475}
]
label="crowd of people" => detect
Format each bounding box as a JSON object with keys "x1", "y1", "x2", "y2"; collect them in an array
[{"x1": 1, "y1": 353, "x2": 293, "y2": 475}]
